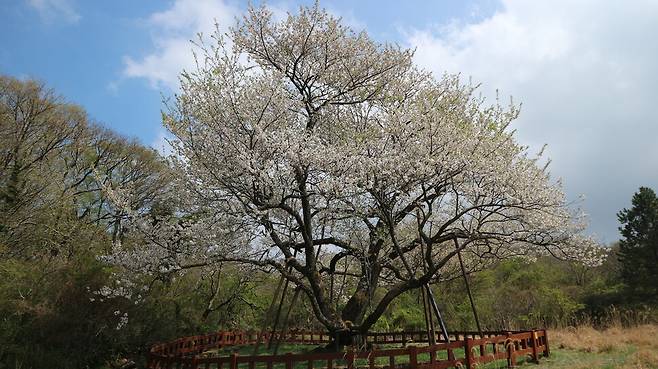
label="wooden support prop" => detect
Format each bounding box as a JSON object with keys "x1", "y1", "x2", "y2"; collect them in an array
[
  {"x1": 425, "y1": 285, "x2": 450, "y2": 343},
  {"x1": 428, "y1": 296, "x2": 437, "y2": 344},
  {"x1": 273, "y1": 287, "x2": 301, "y2": 355},
  {"x1": 268, "y1": 278, "x2": 290, "y2": 349},
  {"x1": 415, "y1": 210, "x2": 439, "y2": 345},
  {"x1": 454, "y1": 239, "x2": 483, "y2": 338},
  {"x1": 420, "y1": 286, "x2": 435, "y2": 345},
  {"x1": 253, "y1": 275, "x2": 286, "y2": 355},
  {"x1": 268, "y1": 249, "x2": 299, "y2": 350}
]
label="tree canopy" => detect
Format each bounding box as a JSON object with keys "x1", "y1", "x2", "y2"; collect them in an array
[
  {"x1": 103, "y1": 4, "x2": 603, "y2": 334},
  {"x1": 618, "y1": 187, "x2": 658, "y2": 301}
]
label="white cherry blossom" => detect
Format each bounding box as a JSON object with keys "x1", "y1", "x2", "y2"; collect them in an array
[{"x1": 103, "y1": 4, "x2": 604, "y2": 333}]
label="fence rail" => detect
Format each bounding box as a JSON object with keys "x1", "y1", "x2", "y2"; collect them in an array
[{"x1": 147, "y1": 329, "x2": 549, "y2": 369}]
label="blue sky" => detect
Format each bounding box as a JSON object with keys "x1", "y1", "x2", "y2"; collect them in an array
[
  {"x1": 0, "y1": 0, "x2": 495, "y2": 144},
  {"x1": 2, "y1": 0, "x2": 658, "y2": 243}
]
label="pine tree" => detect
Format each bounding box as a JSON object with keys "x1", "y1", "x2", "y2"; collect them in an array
[{"x1": 617, "y1": 187, "x2": 658, "y2": 301}]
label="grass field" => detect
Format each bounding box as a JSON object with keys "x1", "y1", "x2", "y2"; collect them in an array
[
  {"x1": 515, "y1": 325, "x2": 658, "y2": 369},
  {"x1": 207, "y1": 325, "x2": 658, "y2": 369}
]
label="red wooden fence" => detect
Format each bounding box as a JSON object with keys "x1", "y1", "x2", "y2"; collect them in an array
[{"x1": 147, "y1": 329, "x2": 549, "y2": 369}]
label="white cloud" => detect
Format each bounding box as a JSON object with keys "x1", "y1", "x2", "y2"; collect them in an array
[
  {"x1": 27, "y1": 0, "x2": 80, "y2": 24},
  {"x1": 406, "y1": 0, "x2": 658, "y2": 242},
  {"x1": 122, "y1": 0, "x2": 238, "y2": 91},
  {"x1": 325, "y1": 6, "x2": 366, "y2": 33},
  {"x1": 121, "y1": 0, "x2": 369, "y2": 91},
  {"x1": 151, "y1": 129, "x2": 175, "y2": 157}
]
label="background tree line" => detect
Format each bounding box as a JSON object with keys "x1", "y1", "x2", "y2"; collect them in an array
[{"x1": 0, "y1": 75, "x2": 655, "y2": 369}]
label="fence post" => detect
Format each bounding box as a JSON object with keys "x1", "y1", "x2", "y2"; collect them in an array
[
  {"x1": 530, "y1": 330, "x2": 539, "y2": 363},
  {"x1": 285, "y1": 353, "x2": 293, "y2": 369},
  {"x1": 346, "y1": 349, "x2": 355, "y2": 369},
  {"x1": 230, "y1": 353, "x2": 238, "y2": 369},
  {"x1": 464, "y1": 337, "x2": 473, "y2": 369},
  {"x1": 543, "y1": 329, "x2": 550, "y2": 357},
  {"x1": 506, "y1": 332, "x2": 514, "y2": 368},
  {"x1": 409, "y1": 345, "x2": 418, "y2": 369},
  {"x1": 146, "y1": 352, "x2": 154, "y2": 369}
]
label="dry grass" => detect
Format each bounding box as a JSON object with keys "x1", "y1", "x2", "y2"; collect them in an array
[
  {"x1": 547, "y1": 324, "x2": 658, "y2": 369},
  {"x1": 552, "y1": 325, "x2": 658, "y2": 353}
]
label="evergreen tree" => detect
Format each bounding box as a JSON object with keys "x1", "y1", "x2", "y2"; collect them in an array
[{"x1": 617, "y1": 187, "x2": 658, "y2": 301}]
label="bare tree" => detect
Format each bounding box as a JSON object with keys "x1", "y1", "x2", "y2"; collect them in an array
[{"x1": 0, "y1": 75, "x2": 170, "y2": 260}]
